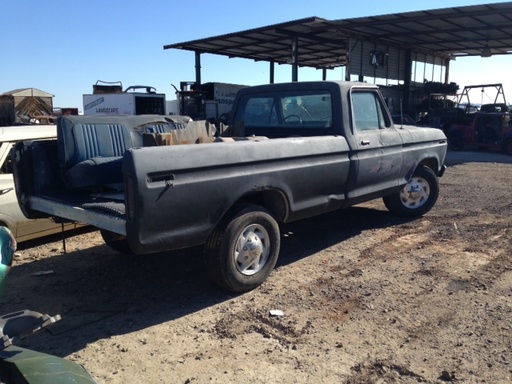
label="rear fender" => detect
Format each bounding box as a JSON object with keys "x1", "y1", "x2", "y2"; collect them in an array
[{"x1": 229, "y1": 188, "x2": 290, "y2": 223}]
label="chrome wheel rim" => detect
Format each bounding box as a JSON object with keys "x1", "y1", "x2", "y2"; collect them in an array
[
  {"x1": 400, "y1": 176, "x2": 430, "y2": 209},
  {"x1": 234, "y1": 224, "x2": 270, "y2": 276}
]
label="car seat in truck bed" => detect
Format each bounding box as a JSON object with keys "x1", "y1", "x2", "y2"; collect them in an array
[{"x1": 57, "y1": 115, "x2": 188, "y2": 190}]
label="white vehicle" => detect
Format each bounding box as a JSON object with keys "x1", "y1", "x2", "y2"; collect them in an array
[{"x1": 0, "y1": 125, "x2": 81, "y2": 242}]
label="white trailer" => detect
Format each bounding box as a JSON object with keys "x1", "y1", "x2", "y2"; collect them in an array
[{"x1": 83, "y1": 85, "x2": 166, "y2": 116}]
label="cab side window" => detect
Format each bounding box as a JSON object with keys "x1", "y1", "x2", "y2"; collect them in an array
[{"x1": 352, "y1": 91, "x2": 390, "y2": 131}]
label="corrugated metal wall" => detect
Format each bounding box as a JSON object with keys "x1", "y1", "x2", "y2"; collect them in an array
[{"x1": 349, "y1": 40, "x2": 407, "y2": 82}]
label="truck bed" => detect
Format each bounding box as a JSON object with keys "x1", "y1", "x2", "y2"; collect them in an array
[
  {"x1": 15, "y1": 114, "x2": 352, "y2": 251},
  {"x1": 28, "y1": 191, "x2": 127, "y2": 235},
  {"x1": 14, "y1": 114, "x2": 210, "y2": 237}
]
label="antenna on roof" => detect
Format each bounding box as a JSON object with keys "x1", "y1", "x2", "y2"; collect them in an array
[{"x1": 399, "y1": 99, "x2": 404, "y2": 128}]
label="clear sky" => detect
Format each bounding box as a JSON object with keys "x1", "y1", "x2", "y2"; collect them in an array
[{"x1": 1, "y1": 0, "x2": 510, "y2": 110}]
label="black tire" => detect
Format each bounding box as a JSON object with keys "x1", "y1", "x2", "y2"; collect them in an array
[
  {"x1": 504, "y1": 139, "x2": 512, "y2": 156},
  {"x1": 448, "y1": 135, "x2": 464, "y2": 151},
  {"x1": 383, "y1": 165, "x2": 439, "y2": 218},
  {"x1": 204, "y1": 204, "x2": 280, "y2": 292},
  {"x1": 100, "y1": 229, "x2": 133, "y2": 254}
]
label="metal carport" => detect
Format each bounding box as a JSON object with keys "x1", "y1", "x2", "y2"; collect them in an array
[{"x1": 164, "y1": 2, "x2": 512, "y2": 113}]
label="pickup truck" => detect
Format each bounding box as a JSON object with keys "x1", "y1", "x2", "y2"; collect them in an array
[{"x1": 12, "y1": 81, "x2": 447, "y2": 292}]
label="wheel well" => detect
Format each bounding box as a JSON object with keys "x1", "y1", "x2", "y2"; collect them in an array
[
  {"x1": 417, "y1": 158, "x2": 438, "y2": 174},
  {"x1": 232, "y1": 189, "x2": 289, "y2": 222},
  {"x1": 0, "y1": 219, "x2": 13, "y2": 232}
]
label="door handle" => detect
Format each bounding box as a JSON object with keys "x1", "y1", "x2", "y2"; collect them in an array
[{"x1": 360, "y1": 140, "x2": 370, "y2": 146}]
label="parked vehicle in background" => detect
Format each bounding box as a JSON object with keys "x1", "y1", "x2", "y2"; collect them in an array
[
  {"x1": 172, "y1": 81, "x2": 247, "y2": 123},
  {"x1": 83, "y1": 80, "x2": 166, "y2": 116},
  {"x1": 447, "y1": 108, "x2": 512, "y2": 155},
  {"x1": 0, "y1": 125, "x2": 82, "y2": 242},
  {"x1": 444, "y1": 83, "x2": 512, "y2": 154}
]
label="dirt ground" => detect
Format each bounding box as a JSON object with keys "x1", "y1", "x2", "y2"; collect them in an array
[{"x1": 2, "y1": 150, "x2": 511, "y2": 384}]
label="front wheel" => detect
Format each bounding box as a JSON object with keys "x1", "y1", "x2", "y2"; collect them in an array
[
  {"x1": 204, "y1": 205, "x2": 280, "y2": 292},
  {"x1": 504, "y1": 139, "x2": 512, "y2": 155},
  {"x1": 383, "y1": 166, "x2": 439, "y2": 217},
  {"x1": 448, "y1": 135, "x2": 464, "y2": 151}
]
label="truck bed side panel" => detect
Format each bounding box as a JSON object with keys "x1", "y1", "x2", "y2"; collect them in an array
[{"x1": 122, "y1": 136, "x2": 350, "y2": 254}]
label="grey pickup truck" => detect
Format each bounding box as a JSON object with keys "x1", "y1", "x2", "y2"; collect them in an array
[{"x1": 12, "y1": 81, "x2": 447, "y2": 292}]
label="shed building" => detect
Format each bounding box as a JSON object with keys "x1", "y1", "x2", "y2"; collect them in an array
[{"x1": 0, "y1": 88, "x2": 54, "y2": 126}]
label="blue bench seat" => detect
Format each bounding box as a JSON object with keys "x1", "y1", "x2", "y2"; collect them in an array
[{"x1": 57, "y1": 115, "x2": 189, "y2": 190}]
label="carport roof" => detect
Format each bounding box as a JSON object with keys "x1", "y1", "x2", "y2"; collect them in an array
[{"x1": 164, "y1": 2, "x2": 512, "y2": 69}]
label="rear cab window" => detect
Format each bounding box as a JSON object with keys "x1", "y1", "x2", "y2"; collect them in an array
[{"x1": 233, "y1": 89, "x2": 334, "y2": 136}]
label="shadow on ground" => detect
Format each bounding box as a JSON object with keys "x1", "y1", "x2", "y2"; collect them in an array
[{"x1": 1, "y1": 205, "x2": 409, "y2": 358}]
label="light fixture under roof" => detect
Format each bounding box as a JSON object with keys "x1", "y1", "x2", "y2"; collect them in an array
[{"x1": 481, "y1": 43, "x2": 492, "y2": 57}]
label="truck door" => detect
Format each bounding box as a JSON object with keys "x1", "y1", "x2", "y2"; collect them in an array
[{"x1": 347, "y1": 90, "x2": 403, "y2": 200}]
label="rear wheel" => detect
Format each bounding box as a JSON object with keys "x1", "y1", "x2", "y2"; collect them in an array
[
  {"x1": 100, "y1": 229, "x2": 132, "y2": 254},
  {"x1": 383, "y1": 166, "x2": 439, "y2": 217},
  {"x1": 504, "y1": 139, "x2": 512, "y2": 155},
  {"x1": 448, "y1": 135, "x2": 464, "y2": 151},
  {"x1": 204, "y1": 204, "x2": 280, "y2": 292}
]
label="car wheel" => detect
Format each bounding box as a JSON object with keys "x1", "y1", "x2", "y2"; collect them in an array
[
  {"x1": 448, "y1": 135, "x2": 464, "y2": 151},
  {"x1": 204, "y1": 204, "x2": 280, "y2": 292},
  {"x1": 383, "y1": 165, "x2": 439, "y2": 217},
  {"x1": 504, "y1": 139, "x2": 512, "y2": 156},
  {"x1": 100, "y1": 229, "x2": 133, "y2": 254}
]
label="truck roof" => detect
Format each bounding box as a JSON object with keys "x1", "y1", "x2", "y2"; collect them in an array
[
  {"x1": 235, "y1": 80, "x2": 378, "y2": 95},
  {"x1": 0, "y1": 125, "x2": 56, "y2": 142}
]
